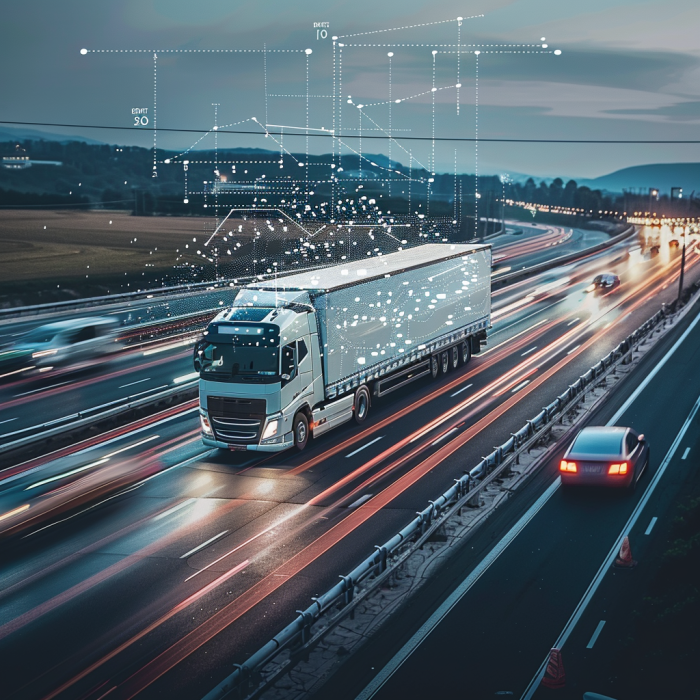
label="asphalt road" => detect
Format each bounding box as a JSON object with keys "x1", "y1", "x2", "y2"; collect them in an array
[
  {"x1": 0, "y1": 223, "x2": 693, "y2": 700},
  {"x1": 322, "y1": 245, "x2": 700, "y2": 700}
]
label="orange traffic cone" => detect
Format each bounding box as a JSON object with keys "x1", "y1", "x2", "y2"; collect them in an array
[
  {"x1": 541, "y1": 647, "x2": 566, "y2": 689},
  {"x1": 614, "y1": 536, "x2": 637, "y2": 568}
]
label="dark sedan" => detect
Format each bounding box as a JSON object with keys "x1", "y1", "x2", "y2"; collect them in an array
[{"x1": 559, "y1": 426, "x2": 649, "y2": 490}]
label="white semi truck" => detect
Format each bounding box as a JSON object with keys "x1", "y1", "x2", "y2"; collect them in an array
[{"x1": 194, "y1": 243, "x2": 491, "y2": 452}]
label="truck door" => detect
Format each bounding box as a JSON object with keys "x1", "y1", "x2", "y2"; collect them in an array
[{"x1": 297, "y1": 338, "x2": 312, "y2": 395}]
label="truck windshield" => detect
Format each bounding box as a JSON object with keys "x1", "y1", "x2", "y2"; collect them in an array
[{"x1": 197, "y1": 322, "x2": 281, "y2": 383}]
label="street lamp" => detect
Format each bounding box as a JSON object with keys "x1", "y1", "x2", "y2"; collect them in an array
[{"x1": 678, "y1": 225, "x2": 687, "y2": 305}]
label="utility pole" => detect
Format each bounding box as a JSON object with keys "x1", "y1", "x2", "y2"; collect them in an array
[{"x1": 678, "y1": 226, "x2": 687, "y2": 305}]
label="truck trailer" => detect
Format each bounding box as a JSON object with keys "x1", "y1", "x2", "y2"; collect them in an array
[{"x1": 194, "y1": 243, "x2": 491, "y2": 452}]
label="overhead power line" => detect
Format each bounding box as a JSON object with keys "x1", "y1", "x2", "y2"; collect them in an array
[{"x1": 2, "y1": 120, "x2": 700, "y2": 144}]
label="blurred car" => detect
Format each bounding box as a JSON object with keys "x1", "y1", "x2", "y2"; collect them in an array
[
  {"x1": 12, "y1": 317, "x2": 122, "y2": 368},
  {"x1": 586, "y1": 273, "x2": 620, "y2": 294},
  {"x1": 0, "y1": 346, "x2": 34, "y2": 379},
  {"x1": 560, "y1": 426, "x2": 649, "y2": 490}
]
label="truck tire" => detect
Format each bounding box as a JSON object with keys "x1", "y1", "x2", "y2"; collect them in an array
[
  {"x1": 293, "y1": 412, "x2": 309, "y2": 451},
  {"x1": 460, "y1": 340, "x2": 471, "y2": 365},
  {"x1": 431, "y1": 354, "x2": 440, "y2": 379},
  {"x1": 354, "y1": 385, "x2": 371, "y2": 424},
  {"x1": 440, "y1": 351, "x2": 449, "y2": 374},
  {"x1": 451, "y1": 346, "x2": 459, "y2": 370}
]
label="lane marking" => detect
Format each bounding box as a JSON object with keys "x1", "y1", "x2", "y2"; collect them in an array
[
  {"x1": 451, "y1": 383, "x2": 473, "y2": 397},
  {"x1": 511, "y1": 380, "x2": 531, "y2": 393},
  {"x1": 682, "y1": 447, "x2": 690, "y2": 460},
  {"x1": 0, "y1": 418, "x2": 18, "y2": 425},
  {"x1": 586, "y1": 620, "x2": 606, "y2": 649},
  {"x1": 14, "y1": 381, "x2": 69, "y2": 398},
  {"x1": 180, "y1": 530, "x2": 229, "y2": 559},
  {"x1": 348, "y1": 494, "x2": 373, "y2": 509},
  {"x1": 644, "y1": 516, "x2": 658, "y2": 535},
  {"x1": 567, "y1": 317, "x2": 580, "y2": 327},
  {"x1": 431, "y1": 427, "x2": 459, "y2": 446},
  {"x1": 174, "y1": 372, "x2": 200, "y2": 384},
  {"x1": 119, "y1": 378, "x2": 151, "y2": 389},
  {"x1": 355, "y1": 479, "x2": 561, "y2": 700},
  {"x1": 479, "y1": 319, "x2": 549, "y2": 356},
  {"x1": 522, "y1": 392, "x2": 700, "y2": 699},
  {"x1": 153, "y1": 498, "x2": 196, "y2": 521},
  {"x1": 346, "y1": 436, "x2": 384, "y2": 458},
  {"x1": 567, "y1": 344, "x2": 581, "y2": 355},
  {"x1": 521, "y1": 346, "x2": 537, "y2": 357}
]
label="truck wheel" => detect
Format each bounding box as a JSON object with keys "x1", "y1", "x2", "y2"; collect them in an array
[
  {"x1": 431, "y1": 355, "x2": 440, "y2": 379},
  {"x1": 354, "y1": 385, "x2": 371, "y2": 424},
  {"x1": 293, "y1": 412, "x2": 309, "y2": 451},
  {"x1": 440, "y1": 351, "x2": 449, "y2": 374},
  {"x1": 451, "y1": 346, "x2": 459, "y2": 370},
  {"x1": 460, "y1": 341, "x2": 471, "y2": 365}
]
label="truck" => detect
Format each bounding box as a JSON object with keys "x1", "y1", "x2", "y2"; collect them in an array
[{"x1": 194, "y1": 243, "x2": 491, "y2": 452}]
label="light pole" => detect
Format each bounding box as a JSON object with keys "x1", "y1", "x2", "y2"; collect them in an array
[{"x1": 678, "y1": 225, "x2": 687, "y2": 305}]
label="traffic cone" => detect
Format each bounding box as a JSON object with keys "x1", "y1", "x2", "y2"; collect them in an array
[
  {"x1": 541, "y1": 647, "x2": 566, "y2": 689},
  {"x1": 614, "y1": 536, "x2": 637, "y2": 568}
]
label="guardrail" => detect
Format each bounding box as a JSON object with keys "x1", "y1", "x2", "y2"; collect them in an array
[{"x1": 203, "y1": 293, "x2": 677, "y2": 700}]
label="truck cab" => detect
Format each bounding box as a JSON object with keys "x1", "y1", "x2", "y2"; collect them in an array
[{"x1": 196, "y1": 289, "x2": 323, "y2": 451}]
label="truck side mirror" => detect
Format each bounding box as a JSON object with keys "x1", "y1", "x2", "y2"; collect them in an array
[
  {"x1": 638, "y1": 434, "x2": 645, "y2": 442},
  {"x1": 281, "y1": 373, "x2": 291, "y2": 381}
]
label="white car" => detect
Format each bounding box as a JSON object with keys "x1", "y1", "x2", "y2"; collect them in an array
[{"x1": 14, "y1": 318, "x2": 122, "y2": 368}]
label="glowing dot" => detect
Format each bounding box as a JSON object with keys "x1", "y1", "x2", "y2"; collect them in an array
[
  {"x1": 456, "y1": 83, "x2": 462, "y2": 88},
  {"x1": 305, "y1": 48, "x2": 312, "y2": 55},
  {"x1": 432, "y1": 50, "x2": 437, "y2": 55},
  {"x1": 357, "y1": 104, "x2": 363, "y2": 109},
  {"x1": 387, "y1": 52, "x2": 393, "y2": 57},
  {"x1": 431, "y1": 87, "x2": 437, "y2": 92},
  {"x1": 332, "y1": 36, "x2": 338, "y2": 40},
  {"x1": 184, "y1": 198, "x2": 189, "y2": 203},
  {"x1": 395, "y1": 99, "x2": 401, "y2": 103},
  {"x1": 541, "y1": 37, "x2": 546, "y2": 41},
  {"x1": 554, "y1": 49, "x2": 562, "y2": 55},
  {"x1": 80, "y1": 48, "x2": 88, "y2": 55},
  {"x1": 457, "y1": 16, "x2": 463, "y2": 21},
  {"x1": 542, "y1": 43, "x2": 548, "y2": 48},
  {"x1": 474, "y1": 50, "x2": 480, "y2": 55},
  {"x1": 213, "y1": 125, "x2": 218, "y2": 130}
]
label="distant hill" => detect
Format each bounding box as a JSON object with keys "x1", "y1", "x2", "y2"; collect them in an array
[
  {"x1": 0, "y1": 126, "x2": 106, "y2": 145},
  {"x1": 579, "y1": 163, "x2": 700, "y2": 196}
]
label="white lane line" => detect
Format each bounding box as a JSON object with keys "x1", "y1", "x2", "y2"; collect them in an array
[
  {"x1": 522, "y1": 392, "x2": 700, "y2": 699},
  {"x1": 119, "y1": 377, "x2": 151, "y2": 389},
  {"x1": 355, "y1": 478, "x2": 561, "y2": 700},
  {"x1": 511, "y1": 380, "x2": 531, "y2": 393},
  {"x1": 14, "y1": 381, "x2": 69, "y2": 397},
  {"x1": 521, "y1": 346, "x2": 537, "y2": 357},
  {"x1": 153, "y1": 498, "x2": 195, "y2": 521},
  {"x1": 104, "y1": 434, "x2": 160, "y2": 459},
  {"x1": 451, "y1": 383, "x2": 473, "y2": 397},
  {"x1": 348, "y1": 494, "x2": 373, "y2": 509},
  {"x1": 431, "y1": 427, "x2": 459, "y2": 446},
  {"x1": 174, "y1": 372, "x2": 200, "y2": 384},
  {"x1": 682, "y1": 447, "x2": 690, "y2": 459},
  {"x1": 566, "y1": 344, "x2": 581, "y2": 356},
  {"x1": 180, "y1": 530, "x2": 229, "y2": 559},
  {"x1": 644, "y1": 517, "x2": 658, "y2": 535},
  {"x1": 586, "y1": 620, "x2": 606, "y2": 649},
  {"x1": 346, "y1": 436, "x2": 384, "y2": 458},
  {"x1": 567, "y1": 317, "x2": 580, "y2": 327},
  {"x1": 479, "y1": 319, "x2": 549, "y2": 356},
  {"x1": 0, "y1": 418, "x2": 18, "y2": 425}
]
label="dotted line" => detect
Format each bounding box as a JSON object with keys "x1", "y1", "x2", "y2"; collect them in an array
[
  {"x1": 362, "y1": 83, "x2": 459, "y2": 108},
  {"x1": 268, "y1": 94, "x2": 334, "y2": 98},
  {"x1": 337, "y1": 14, "x2": 482, "y2": 39},
  {"x1": 264, "y1": 44, "x2": 268, "y2": 126},
  {"x1": 153, "y1": 53, "x2": 157, "y2": 176},
  {"x1": 83, "y1": 49, "x2": 304, "y2": 53},
  {"x1": 474, "y1": 51, "x2": 479, "y2": 237},
  {"x1": 337, "y1": 43, "x2": 545, "y2": 47}
]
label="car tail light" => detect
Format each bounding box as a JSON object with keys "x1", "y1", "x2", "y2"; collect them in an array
[
  {"x1": 608, "y1": 462, "x2": 628, "y2": 475},
  {"x1": 560, "y1": 460, "x2": 577, "y2": 473}
]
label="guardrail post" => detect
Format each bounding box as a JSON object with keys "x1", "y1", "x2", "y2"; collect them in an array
[
  {"x1": 374, "y1": 545, "x2": 388, "y2": 575},
  {"x1": 467, "y1": 476, "x2": 482, "y2": 508}
]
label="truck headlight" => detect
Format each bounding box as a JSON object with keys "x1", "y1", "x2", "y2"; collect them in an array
[
  {"x1": 262, "y1": 419, "x2": 280, "y2": 440},
  {"x1": 200, "y1": 412, "x2": 213, "y2": 435},
  {"x1": 31, "y1": 349, "x2": 58, "y2": 359}
]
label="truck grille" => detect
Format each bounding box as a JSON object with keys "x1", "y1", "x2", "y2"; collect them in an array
[{"x1": 207, "y1": 396, "x2": 266, "y2": 444}]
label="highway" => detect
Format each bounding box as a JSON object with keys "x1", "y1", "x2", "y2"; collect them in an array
[
  {"x1": 0, "y1": 222, "x2": 694, "y2": 700},
  {"x1": 0, "y1": 221, "x2": 605, "y2": 447}
]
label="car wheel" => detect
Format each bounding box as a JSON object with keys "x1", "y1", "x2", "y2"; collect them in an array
[
  {"x1": 293, "y1": 412, "x2": 309, "y2": 451},
  {"x1": 451, "y1": 346, "x2": 459, "y2": 370},
  {"x1": 460, "y1": 341, "x2": 471, "y2": 365},
  {"x1": 354, "y1": 385, "x2": 371, "y2": 424},
  {"x1": 430, "y1": 355, "x2": 440, "y2": 379},
  {"x1": 441, "y1": 351, "x2": 449, "y2": 374}
]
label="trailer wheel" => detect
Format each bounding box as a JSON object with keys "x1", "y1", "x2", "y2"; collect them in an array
[
  {"x1": 440, "y1": 351, "x2": 449, "y2": 374},
  {"x1": 430, "y1": 355, "x2": 440, "y2": 379},
  {"x1": 460, "y1": 341, "x2": 471, "y2": 365},
  {"x1": 354, "y1": 385, "x2": 371, "y2": 424},
  {"x1": 451, "y1": 346, "x2": 459, "y2": 370},
  {"x1": 293, "y1": 412, "x2": 309, "y2": 451}
]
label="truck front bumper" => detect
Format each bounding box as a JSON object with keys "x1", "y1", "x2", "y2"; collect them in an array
[{"x1": 201, "y1": 432, "x2": 295, "y2": 452}]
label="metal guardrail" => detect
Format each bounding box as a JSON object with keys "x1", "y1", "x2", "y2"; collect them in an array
[{"x1": 203, "y1": 299, "x2": 671, "y2": 700}]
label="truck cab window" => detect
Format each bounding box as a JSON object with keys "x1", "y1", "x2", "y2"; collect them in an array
[
  {"x1": 281, "y1": 343, "x2": 297, "y2": 384},
  {"x1": 297, "y1": 339, "x2": 308, "y2": 365}
]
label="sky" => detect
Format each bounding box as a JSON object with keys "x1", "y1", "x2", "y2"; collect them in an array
[{"x1": 2, "y1": 0, "x2": 700, "y2": 179}]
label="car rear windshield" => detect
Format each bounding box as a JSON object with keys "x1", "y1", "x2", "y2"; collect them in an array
[{"x1": 571, "y1": 431, "x2": 623, "y2": 455}]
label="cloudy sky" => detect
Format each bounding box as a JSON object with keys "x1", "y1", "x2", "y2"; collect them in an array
[{"x1": 2, "y1": 0, "x2": 700, "y2": 179}]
